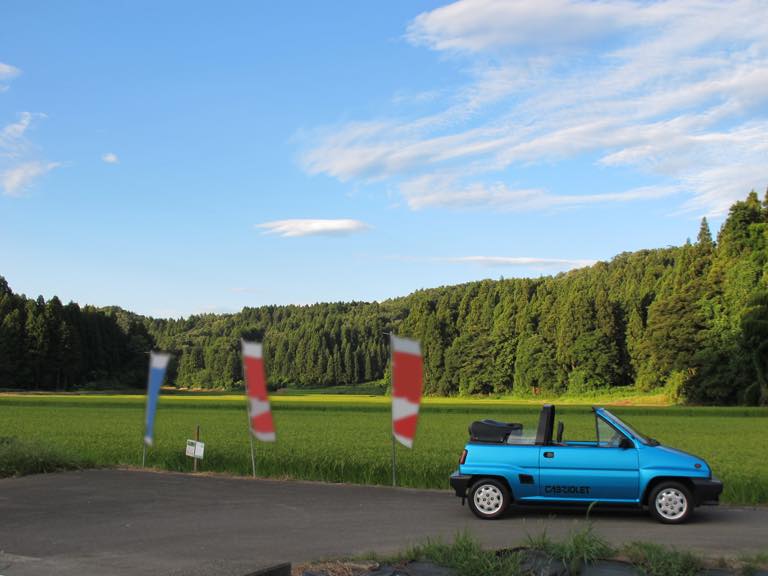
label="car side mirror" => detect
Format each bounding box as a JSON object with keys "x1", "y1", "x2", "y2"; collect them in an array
[{"x1": 619, "y1": 437, "x2": 634, "y2": 449}]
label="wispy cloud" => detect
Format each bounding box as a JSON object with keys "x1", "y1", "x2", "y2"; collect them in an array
[
  {"x1": 392, "y1": 253, "x2": 596, "y2": 272},
  {"x1": 2, "y1": 161, "x2": 60, "y2": 196},
  {"x1": 101, "y1": 152, "x2": 119, "y2": 164},
  {"x1": 0, "y1": 62, "x2": 20, "y2": 79},
  {"x1": 1, "y1": 111, "x2": 60, "y2": 197},
  {"x1": 231, "y1": 287, "x2": 264, "y2": 294},
  {"x1": 406, "y1": 0, "x2": 641, "y2": 53},
  {"x1": 0, "y1": 62, "x2": 21, "y2": 91},
  {"x1": 441, "y1": 255, "x2": 596, "y2": 269},
  {"x1": 302, "y1": 0, "x2": 768, "y2": 215},
  {"x1": 401, "y1": 176, "x2": 683, "y2": 210},
  {"x1": 0, "y1": 112, "x2": 44, "y2": 154},
  {"x1": 256, "y1": 218, "x2": 371, "y2": 237}
]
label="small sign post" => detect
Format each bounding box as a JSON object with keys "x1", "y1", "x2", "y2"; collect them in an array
[
  {"x1": 186, "y1": 424, "x2": 204, "y2": 471},
  {"x1": 185, "y1": 439, "x2": 205, "y2": 460}
]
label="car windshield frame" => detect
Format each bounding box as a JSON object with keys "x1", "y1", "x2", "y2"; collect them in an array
[{"x1": 600, "y1": 409, "x2": 658, "y2": 446}]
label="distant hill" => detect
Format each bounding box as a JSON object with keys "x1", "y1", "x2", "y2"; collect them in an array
[{"x1": 1, "y1": 191, "x2": 766, "y2": 405}]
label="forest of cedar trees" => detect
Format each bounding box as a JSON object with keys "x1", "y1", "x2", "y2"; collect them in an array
[{"x1": 1, "y1": 191, "x2": 767, "y2": 405}]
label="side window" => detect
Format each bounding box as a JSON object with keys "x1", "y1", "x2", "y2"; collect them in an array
[{"x1": 596, "y1": 417, "x2": 626, "y2": 447}]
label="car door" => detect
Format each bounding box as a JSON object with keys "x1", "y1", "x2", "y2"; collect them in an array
[{"x1": 538, "y1": 415, "x2": 639, "y2": 502}]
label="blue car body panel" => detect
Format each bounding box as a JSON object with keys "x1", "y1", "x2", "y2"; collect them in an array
[
  {"x1": 460, "y1": 444, "x2": 540, "y2": 500},
  {"x1": 452, "y1": 407, "x2": 721, "y2": 508}
]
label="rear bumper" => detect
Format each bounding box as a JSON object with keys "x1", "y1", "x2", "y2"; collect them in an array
[
  {"x1": 692, "y1": 477, "x2": 723, "y2": 505},
  {"x1": 450, "y1": 472, "x2": 472, "y2": 498}
]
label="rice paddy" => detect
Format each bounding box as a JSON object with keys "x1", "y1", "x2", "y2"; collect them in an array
[{"x1": 0, "y1": 393, "x2": 766, "y2": 505}]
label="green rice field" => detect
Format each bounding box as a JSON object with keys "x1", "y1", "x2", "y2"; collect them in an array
[{"x1": 0, "y1": 393, "x2": 766, "y2": 505}]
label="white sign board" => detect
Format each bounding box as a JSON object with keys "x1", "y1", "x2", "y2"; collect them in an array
[{"x1": 185, "y1": 439, "x2": 205, "y2": 460}]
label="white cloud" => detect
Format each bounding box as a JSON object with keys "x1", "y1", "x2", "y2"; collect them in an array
[
  {"x1": 302, "y1": 0, "x2": 768, "y2": 216},
  {"x1": 0, "y1": 62, "x2": 20, "y2": 79},
  {"x1": 406, "y1": 0, "x2": 642, "y2": 53},
  {"x1": 0, "y1": 62, "x2": 20, "y2": 91},
  {"x1": 1, "y1": 112, "x2": 60, "y2": 197},
  {"x1": 102, "y1": 152, "x2": 119, "y2": 164},
  {"x1": 442, "y1": 255, "x2": 596, "y2": 269},
  {"x1": 400, "y1": 174, "x2": 682, "y2": 211},
  {"x1": 2, "y1": 161, "x2": 60, "y2": 196},
  {"x1": 256, "y1": 218, "x2": 371, "y2": 237},
  {"x1": 231, "y1": 287, "x2": 264, "y2": 294},
  {"x1": 0, "y1": 112, "x2": 44, "y2": 153},
  {"x1": 392, "y1": 253, "x2": 596, "y2": 272}
]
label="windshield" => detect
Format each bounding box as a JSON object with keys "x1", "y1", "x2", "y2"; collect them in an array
[{"x1": 601, "y1": 410, "x2": 658, "y2": 446}]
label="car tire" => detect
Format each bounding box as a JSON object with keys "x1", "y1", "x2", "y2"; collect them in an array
[
  {"x1": 649, "y1": 481, "x2": 694, "y2": 524},
  {"x1": 468, "y1": 478, "x2": 510, "y2": 520}
]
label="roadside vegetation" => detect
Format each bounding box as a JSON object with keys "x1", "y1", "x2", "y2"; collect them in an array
[
  {"x1": 359, "y1": 530, "x2": 766, "y2": 576},
  {"x1": 1, "y1": 394, "x2": 766, "y2": 504},
  {"x1": 0, "y1": 436, "x2": 88, "y2": 477}
]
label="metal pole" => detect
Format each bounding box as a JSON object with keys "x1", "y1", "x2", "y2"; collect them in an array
[
  {"x1": 391, "y1": 434, "x2": 397, "y2": 487},
  {"x1": 142, "y1": 443, "x2": 146, "y2": 468},
  {"x1": 245, "y1": 395, "x2": 256, "y2": 477},
  {"x1": 249, "y1": 432, "x2": 257, "y2": 478},
  {"x1": 386, "y1": 330, "x2": 397, "y2": 487}
]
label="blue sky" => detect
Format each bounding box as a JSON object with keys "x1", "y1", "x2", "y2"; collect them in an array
[{"x1": 1, "y1": 0, "x2": 767, "y2": 318}]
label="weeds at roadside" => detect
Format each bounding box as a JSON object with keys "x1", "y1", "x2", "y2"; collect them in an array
[
  {"x1": 346, "y1": 529, "x2": 762, "y2": 576},
  {"x1": 737, "y1": 552, "x2": 768, "y2": 576},
  {"x1": 525, "y1": 511, "x2": 614, "y2": 573},
  {"x1": 623, "y1": 541, "x2": 703, "y2": 576},
  {"x1": 363, "y1": 531, "x2": 520, "y2": 576}
]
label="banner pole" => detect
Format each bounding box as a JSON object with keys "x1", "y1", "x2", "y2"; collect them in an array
[
  {"x1": 391, "y1": 433, "x2": 397, "y2": 487},
  {"x1": 387, "y1": 331, "x2": 397, "y2": 487},
  {"x1": 245, "y1": 394, "x2": 256, "y2": 477},
  {"x1": 250, "y1": 433, "x2": 257, "y2": 478}
]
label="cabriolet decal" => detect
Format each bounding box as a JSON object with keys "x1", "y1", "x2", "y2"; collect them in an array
[{"x1": 544, "y1": 485, "x2": 592, "y2": 495}]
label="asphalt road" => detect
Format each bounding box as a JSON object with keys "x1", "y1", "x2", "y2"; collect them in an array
[{"x1": 0, "y1": 470, "x2": 765, "y2": 576}]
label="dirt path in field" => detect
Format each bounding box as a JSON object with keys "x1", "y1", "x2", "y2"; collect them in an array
[{"x1": 0, "y1": 470, "x2": 765, "y2": 576}]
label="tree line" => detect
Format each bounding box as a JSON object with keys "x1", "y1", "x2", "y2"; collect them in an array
[{"x1": 1, "y1": 191, "x2": 766, "y2": 404}]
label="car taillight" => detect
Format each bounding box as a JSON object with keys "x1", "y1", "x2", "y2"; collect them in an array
[{"x1": 459, "y1": 449, "x2": 468, "y2": 465}]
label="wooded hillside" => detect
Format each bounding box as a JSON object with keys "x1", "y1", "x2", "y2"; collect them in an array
[{"x1": 1, "y1": 191, "x2": 766, "y2": 404}]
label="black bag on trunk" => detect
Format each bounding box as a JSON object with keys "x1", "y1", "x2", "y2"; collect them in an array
[{"x1": 469, "y1": 419, "x2": 523, "y2": 443}]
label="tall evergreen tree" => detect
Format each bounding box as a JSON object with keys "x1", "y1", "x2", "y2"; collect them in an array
[{"x1": 697, "y1": 217, "x2": 714, "y2": 249}]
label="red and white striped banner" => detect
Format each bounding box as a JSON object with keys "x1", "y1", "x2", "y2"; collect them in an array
[
  {"x1": 391, "y1": 335, "x2": 423, "y2": 448},
  {"x1": 241, "y1": 340, "x2": 276, "y2": 442}
]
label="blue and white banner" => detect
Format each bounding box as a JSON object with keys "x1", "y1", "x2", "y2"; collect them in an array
[{"x1": 144, "y1": 351, "x2": 171, "y2": 446}]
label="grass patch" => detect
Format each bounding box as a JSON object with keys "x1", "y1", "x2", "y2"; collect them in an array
[
  {"x1": 0, "y1": 436, "x2": 87, "y2": 477},
  {"x1": 624, "y1": 541, "x2": 703, "y2": 576}
]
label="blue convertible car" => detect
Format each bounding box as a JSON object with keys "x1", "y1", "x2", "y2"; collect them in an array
[{"x1": 450, "y1": 405, "x2": 722, "y2": 524}]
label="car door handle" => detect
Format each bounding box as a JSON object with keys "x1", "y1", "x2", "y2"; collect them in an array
[{"x1": 543, "y1": 451, "x2": 555, "y2": 458}]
